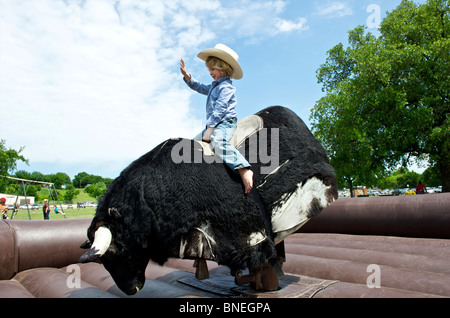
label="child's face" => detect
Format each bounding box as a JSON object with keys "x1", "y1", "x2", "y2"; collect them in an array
[{"x1": 208, "y1": 67, "x2": 222, "y2": 82}]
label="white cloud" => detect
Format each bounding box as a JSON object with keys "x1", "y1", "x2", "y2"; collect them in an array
[
  {"x1": 275, "y1": 17, "x2": 309, "y2": 33},
  {"x1": 216, "y1": 0, "x2": 307, "y2": 40},
  {"x1": 0, "y1": 0, "x2": 308, "y2": 177},
  {"x1": 315, "y1": 1, "x2": 353, "y2": 18},
  {"x1": 0, "y1": 0, "x2": 196, "y2": 166}
]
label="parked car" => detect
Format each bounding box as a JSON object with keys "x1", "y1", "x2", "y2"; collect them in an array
[
  {"x1": 405, "y1": 189, "x2": 416, "y2": 195},
  {"x1": 368, "y1": 190, "x2": 381, "y2": 196},
  {"x1": 392, "y1": 189, "x2": 406, "y2": 196},
  {"x1": 338, "y1": 191, "x2": 350, "y2": 197},
  {"x1": 428, "y1": 187, "x2": 442, "y2": 193}
]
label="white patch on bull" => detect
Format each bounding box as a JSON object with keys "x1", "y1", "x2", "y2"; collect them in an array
[
  {"x1": 271, "y1": 177, "x2": 331, "y2": 244},
  {"x1": 247, "y1": 231, "x2": 266, "y2": 247},
  {"x1": 179, "y1": 238, "x2": 188, "y2": 258},
  {"x1": 179, "y1": 222, "x2": 217, "y2": 260},
  {"x1": 196, "y1": 222, "x2": 217, "y2": 249}
]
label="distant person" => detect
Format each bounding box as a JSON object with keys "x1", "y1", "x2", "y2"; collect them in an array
[
  {"x1": 54, "y1": 204, "x2": 65, "y2": 216},
  {"x1": 1, "y1": 198, "x2": 9, "y2": 219},
  {"x1": 43, "y1": 199, "x2": 51, "y2": 219},
  {"x1": 12, "y1": 203, "x2": 19, "y2": 218},
  {"x1": 416, "y1": 181, "x2": 427, "y2": 194}
]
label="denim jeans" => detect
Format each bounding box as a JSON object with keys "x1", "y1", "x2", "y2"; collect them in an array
[{"x1": 194, "y1": 118, "x2": 251, "y2": 172}]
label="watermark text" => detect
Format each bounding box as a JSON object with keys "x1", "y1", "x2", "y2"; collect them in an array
[
  {"x1": 366, "y1": 264, "x2": 381, "y2": 288},
  {"x1": 367, "y1": 4, "x2": 381, "y2": 29},
  {"x1": 171, "y1": 128, "x2": 280, "y2": 175}
]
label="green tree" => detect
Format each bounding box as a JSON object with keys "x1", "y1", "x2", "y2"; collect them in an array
[
  {"x1": 5, "y1": 184, "x2": 19, "y2": 195},
  {"x1": 14, "y1": 170, "x2": 32, "y2": 180},
  {"x1": 422, "y1": 166, "x2": 441, "y2": 186},
  {"x1": 63, "y1": 184, "x2": 80, "y2": 202},
  {"x1": 30, "y1": 171, "x2": 46, "y2": 182},
  {"x1": 0, "y1": 140, "x2": 28, "y2": 192},
  {"x1": 73, "y1": 172, "x2": 103, "y2": 188},
  {"x1": 25, "y1": 184, "x2": 39, "y2": 201},
  {"x1": 72, "y1": 172, "x2": 89, "y2": 188},
  {"x1": 311, "y1": 82, "x2": 386, "y2": 194},
  {"x1": 84, "y1": 182, "x2": 107, "y2": 199},
  {"x1": 46, "y1": 172, "x2": 71, "y2": 188},
  {"x1": 379, "y1": 168, "x2": 421, "y2": 189},
  {"x1": 311, "y1": 0, "x2": 449, "y2": 192}
]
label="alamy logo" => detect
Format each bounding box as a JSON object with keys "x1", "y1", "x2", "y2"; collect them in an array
[
  {"x1": 67, "y1": 3, "x2": 81, "y2": 30},
  {"x1": 66, "y1": 264, "x2": 81, "y2": 289},
  {"x1": 171, "y1": 128, "x2": 280, "y2": 175},
  {"x1": 367, "y1": 4, "x2": 381, "y2": 29},
  {"x1": 366, "y1": 264, "x2": 381, "y2": 289}
]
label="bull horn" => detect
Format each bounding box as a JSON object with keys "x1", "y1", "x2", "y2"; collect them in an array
[{"x1": 79, "y1": 226, "x2": 112, "y2": 263}]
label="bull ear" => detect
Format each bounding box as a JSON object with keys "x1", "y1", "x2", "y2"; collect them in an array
[
  {"x1": 108, "y1": 207, "x2": 121, "y2": 219},
  {"x1": 79, "y1": 226, "x2": 112, "y2": 263}
]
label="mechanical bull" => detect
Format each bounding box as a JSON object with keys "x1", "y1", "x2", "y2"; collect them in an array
[{"x1": 79, "y1": 106, "x2": 338, "y2": 295}]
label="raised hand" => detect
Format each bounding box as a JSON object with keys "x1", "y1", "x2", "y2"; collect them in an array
[{"x1": 180, "y1": 59, "x2": 191, "y2": 82}]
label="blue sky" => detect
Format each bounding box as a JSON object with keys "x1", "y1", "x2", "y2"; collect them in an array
[{"x1": 1, "y1": 0, "x2": 427, "y2": 180}]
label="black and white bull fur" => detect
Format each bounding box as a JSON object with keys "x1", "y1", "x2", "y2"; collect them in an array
[{"x1": 80, "y1": 106, "x2": 338, "y2": 295}]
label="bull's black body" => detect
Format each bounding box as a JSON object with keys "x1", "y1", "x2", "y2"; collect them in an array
[{"x1": 82, "y1": 106, "x2": 337, "y2": 295}]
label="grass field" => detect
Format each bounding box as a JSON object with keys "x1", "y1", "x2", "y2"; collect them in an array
[
  {"x1": 36, "y1": 187, "x2": 95, "y2": 204},
  {"x1": 10, "y1": 207, "x2": 96, "y2": 220},
  {"x1": 6, "y1": 187, "x2": 98, "y2": 220}
]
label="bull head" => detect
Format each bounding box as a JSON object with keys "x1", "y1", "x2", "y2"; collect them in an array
[
  {"x1": 79, "y1": 226, "x2": 112, "y2": 263},
  {"x1": 79, "y1": 223, "x2": 148, "y2": 295}
]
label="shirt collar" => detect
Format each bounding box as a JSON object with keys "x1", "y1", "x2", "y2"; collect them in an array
[{"x1": 212, "y1": 76, "x2": 231, "y2": 86}]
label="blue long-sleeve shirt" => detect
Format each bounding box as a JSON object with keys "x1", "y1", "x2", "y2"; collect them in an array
[{"x1": 184, "y1": 76, "x2": 237, "y2": 128}]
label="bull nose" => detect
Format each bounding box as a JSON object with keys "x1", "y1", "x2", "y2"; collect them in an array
[{"x1": 122, "y1": 281, "x2": 144, "y2": 296}]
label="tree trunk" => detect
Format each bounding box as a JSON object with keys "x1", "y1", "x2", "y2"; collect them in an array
[
  {"x1": 347, "y1": 178, "x2": 354, "y2": 197},
  {"x1": 440, "y1": 159, "x2": 450, "y2": 193}
]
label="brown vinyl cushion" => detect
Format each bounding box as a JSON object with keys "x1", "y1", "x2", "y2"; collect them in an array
[
  {"x1": 284, "y1": 233, "x2": 450, "y2": 297},
  {"x1": 0, "y1": 221, "x2": 16, "y2": 280},
  {"x1": 0, "y1": 218, "x2": 91, "y2": 280},
  {"x1": 0, "y1": 280, "x2": 34, "y2": 298},
  {"x1": 300, "y1": 194, "x2": 450, "y2": 239},
  {"x1": 12, "y1": 267, "x2": 117, "y2": 298},
  {"x1": 1, "y1": 194, "x2": 449, "y2": 298}
]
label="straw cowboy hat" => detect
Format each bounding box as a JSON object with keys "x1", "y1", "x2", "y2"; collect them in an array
[{"x1": 197, "y1": 43, "x2": 244, "y2": 80}]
